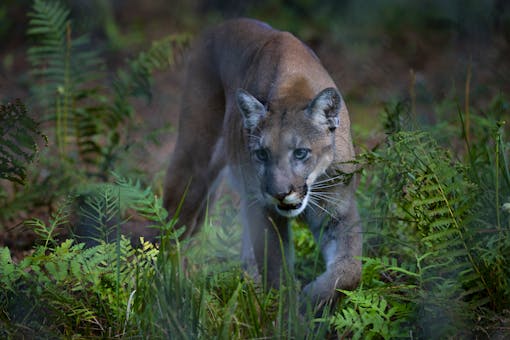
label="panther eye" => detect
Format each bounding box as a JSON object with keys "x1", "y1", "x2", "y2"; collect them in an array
[
  {"x1": 254, "y1": 148, "x2": 269, "y2": 162},
  {"x1": 293, "y1": 148, "x2": 310, "y2": 160}
]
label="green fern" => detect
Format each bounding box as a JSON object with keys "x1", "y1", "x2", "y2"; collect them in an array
[
  {"x1": 0, "y1": 247, "x2": 17, "y2": 292},
  {"x1": 463, "y1": 117, "x2": 510, "y2": 312},
  {"x1": 24, "y1": 197, "x2": 71, "y2": 249},
  {"x1": 27, "y1": 0, "x2": 110, "y2": 173},
  {"x1": 110, "y1": 172, "x2": 168, "y2": 224},
  {"x1": 27, "y1": 0, "x2": 188, "y2": 179},
  {"x1": 28, "y1": 0, "x2": 104, "y2": 161},
  {"x1": 353, "y1": 99, "x2": 510, "y2": 337},
  {"x1": 331, "y1": 289, "x2": 411, "y2": 340},
  {"x1": 2, "y1": 172, "x2": 171, "y2": 335},
  {"x1": 0, "y1": 99, "x2": 46, "y2": 184},
  {"x1": 27, "y1": 0, "x2": 72, "y2": 114},
  {"x1": 76, "y1": 183, "x2": 122, "y2": 246},
  {"x1": 114, "y1": 33, "x2": 189, "y2": 102},
  {"x1": 0, "y1": 99, "x2": 47, "y2": 224},
  {"x1": 1, "y1": 234, "x2": 158, "y2": 336}
]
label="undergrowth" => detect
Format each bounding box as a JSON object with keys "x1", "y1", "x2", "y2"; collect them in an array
[
  {"x1": 27, "y1": 0, "x2": 187, "y2": 179},
  {"x1": 0, "y1": 0, "x2": 509, "y2": 338},
  {"x1": 0, "y1": 0, "x2": 188, "y2": 226},
  {"x1": 332, "y1": 101, "x2": 510, "y2": 338},
  {"x1": 2, "y1": 104, "x2": 507, "y2": 337}
]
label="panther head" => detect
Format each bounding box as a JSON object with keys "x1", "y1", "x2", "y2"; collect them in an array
[{"x1": 236, "y1": 87, "x2": 342, "y2": 217}]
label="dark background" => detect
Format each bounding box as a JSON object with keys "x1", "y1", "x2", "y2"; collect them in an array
[{"x1": 2, "y1": 0, "x2": 509, "y2": 127}]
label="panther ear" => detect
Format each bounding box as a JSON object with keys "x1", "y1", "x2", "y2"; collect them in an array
[
  {"x1": 307, "y1": 87, "x2": 342, "y2": 132},
  {"x1": 236, "y1": 89, "x2": 266, "y2": 130}
]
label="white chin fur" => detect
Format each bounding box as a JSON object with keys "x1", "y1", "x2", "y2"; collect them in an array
[{"x1": 274, "y1": 194, "x2": 309, "y2": 218}]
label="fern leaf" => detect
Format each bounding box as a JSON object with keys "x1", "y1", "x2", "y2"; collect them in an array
[
  {"x1": 28, "y1": 0, "x2": 107, "y2": 166},
  {"x1": 0, "y1": 99, "x2": 46, "y2": 184},
  {"x1": 114, "y1": 33, "x2": 190, "y2": 103}
]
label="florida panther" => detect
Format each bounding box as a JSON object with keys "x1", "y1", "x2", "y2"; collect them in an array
[{"x1": 163, "y1": 18, "x2": 362, "y2": 308}]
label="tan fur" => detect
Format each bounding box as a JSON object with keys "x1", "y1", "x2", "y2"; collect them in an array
[{"x1": 163, "y1": 18, "x2": 362, "y2": 309}]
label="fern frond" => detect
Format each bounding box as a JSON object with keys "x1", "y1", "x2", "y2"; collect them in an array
[
  {"x1": 25, "y1": 197, "x2": 71, "y2": 249},
  {"x1": 28, "y1": 0, "x2": 104, "y2": 161},
  {"x1": 111, "y1": 172, "x2": 168, "y2": 224},
  {"x1": 332, "y1": 288, "x2": 412, "y2": 339},
  {"x1": 2, "y1": 235, "x2": 158, "y2": 334},
  {"x1": 0, "y1": 247, "x2": 18, "y2": 292},
  {"x1": 0, "y1": 99, "x2": 46, "y2": 184},
  {"x1": 114, "y1": 34, "x2": 190, "y2": 103},
  {"x1": 75, "y1": 183, "x2": 121, "y2": 245},
  {"x1": 360, "y1": 122, "x2": 501, "y2": 333}
]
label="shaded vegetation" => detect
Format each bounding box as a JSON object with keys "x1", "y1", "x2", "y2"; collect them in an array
[
  {"x1": 0, "y1": 99, "x2": 46, "y2": 184},
  {"x1": 0, "y1": 0, "x2": 509, "y2": 338}
]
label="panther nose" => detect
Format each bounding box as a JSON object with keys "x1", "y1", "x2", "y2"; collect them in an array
[
  {"x1": 273, "y1": 191, "x2": 291, "y2": 203},
  {"x1": 272, "y1": 191, "x2": 302, "y2": 207}
]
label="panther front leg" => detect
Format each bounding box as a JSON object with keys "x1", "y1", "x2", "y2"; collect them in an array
[
  {"x1": 302, "y1": 204, "x2": 362, "y2": 309},
  {"x1": 240, "y1": 199, "x2": 294, "y2": 289}
]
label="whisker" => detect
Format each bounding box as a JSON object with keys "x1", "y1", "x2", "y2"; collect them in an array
[
  {"x1": 312, "y1": 181, "x2": 345, "y2": 190},
  {"x1": 304, "y1": 196, "x2": 319, "y2": 215},
  {"x1": 310, "y1": 190, "x2": 341, "y2": 200},
  {"x1": 314, "y1": 175, "x2": 346, "y2": 185},
  {"x1": 310, "y1": 191, "x2": 340, "y2": 199},
  {"x1": 314, "y1": 173, "x2": 346, "y2": 182},
  {"x1": 312, "y1": 174, "x2": 348, "y2": 186},
  {"x1": 322, "y1": 174, "x2": 347, "y2": 182},
  {"x1": 309, "y1": 193, "x2": 344, "y2": 206},
  {"x1": 313, "y1": 193, "x2": 342, "y2": 203},
  {"x1": 308, "y1": 194, "x2": 331, "y2": 210},
  {"x1": 308, "y1": 198, "x2": 334, "y2": 218}
]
